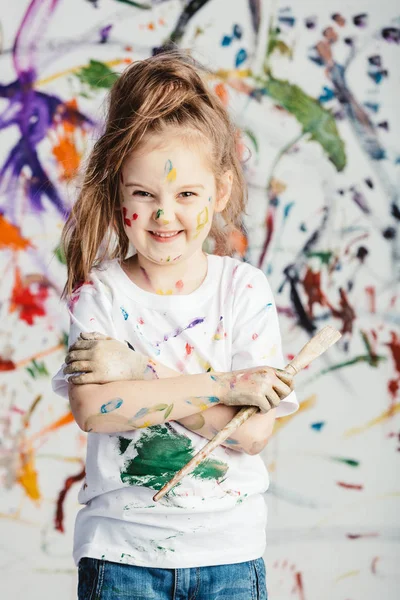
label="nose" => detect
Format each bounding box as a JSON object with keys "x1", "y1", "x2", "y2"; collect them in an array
[{"x1": 152, "y1": 199, "x2": 176, "y2": 226}]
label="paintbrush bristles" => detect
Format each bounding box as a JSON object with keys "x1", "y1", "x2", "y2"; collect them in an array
[{"x1": 153, "y1": 326, "x2": 341, "y2": 502}]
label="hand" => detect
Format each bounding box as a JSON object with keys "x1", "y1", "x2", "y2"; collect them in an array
[
  {"x1": 63, "y1": 332, "x2": 149, "y2": 384},
  {"x1": 216, "y1": 366, "x2": 294, "y2": 414}
]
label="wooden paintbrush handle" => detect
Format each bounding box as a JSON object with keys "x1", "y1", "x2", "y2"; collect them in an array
[{"x1": 153, "y1": 326, "x2": 341, "y2": 502}]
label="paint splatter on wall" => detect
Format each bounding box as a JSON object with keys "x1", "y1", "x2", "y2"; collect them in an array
[{"x1": 0, "y1": 1, "x2": 399, "y2": 598}]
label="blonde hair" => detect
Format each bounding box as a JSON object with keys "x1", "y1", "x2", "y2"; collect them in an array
[{"x1": 62, "y1": 51, "x2": 247, "y2": 297}]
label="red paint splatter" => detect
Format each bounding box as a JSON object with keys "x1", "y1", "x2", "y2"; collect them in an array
[
  {"x1": 258, "y1": 208, "x2": 275, "y2": 268},
  {"x1": 246, "y1": 284, "x2": 253, "y2": 289},
  {"x1": 132, "y1": 213, "x2": 138, "y2": 220},
  {"x1": 55, "y1": 467, "x2": 85, "y2": 533},
  {"x1": 386, "y1": 332, "x2": 400, "y2": 405},
  {"x1": 185, "y1": 343, "x2": 194, "y2": 356},
  {"x1": 337, "y1": 481, "x2": 364, "y2": 490},
  {"x1": 252, "y1": 333, "x2": 258, "y2": 340},
  {"x1": 365, "y1": 286, "x2": 376, "y2": 313},
  {"x1": 9, "y1": 268, "x2": 49, "y2": 325},
  {"x1": 123, "y1": 207, "x2": 131, "y2": 227},
  {"x1": 371, "y1": 556, "x2": 379, "y2": 574},
  {"x1": 295, "y1": 572, "x2": 305, "y2": 600},
  {"x1": 0, "y1": 357, "x2": 16, "y2": 371},
  {"x1": 347, "y1": 532, "x2": 379, "y2": 540},
  {"x1": 176, "y1": 280, "x2": 184, "y2": 290},
  {"x1": 138, "y1": 317, "x2": 144, "y2": 325}
]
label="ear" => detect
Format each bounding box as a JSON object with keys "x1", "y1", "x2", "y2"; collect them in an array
[{"x1": 214, "y1": 170, "x2": 233, "y2": 214}]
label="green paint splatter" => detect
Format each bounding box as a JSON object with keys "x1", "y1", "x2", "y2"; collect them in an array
[
  {"x1": 164, "y1": 403, "x2": 174, "y2": 420},
  {"x1": 306, "y1": 251, "x2": 333, "y2": 265},
  {"x1": 75, "y1": 59, "x2": 119, "y2": 91},
  {"x1": 330, "y1": 456, "x2": 360, "y2": 468},
  {"x1": 54, "y1": 244, "x2": 66, "y2": 265},
  {"x1": 26, "y1": 359, "x2": 49, "y2": 379},
  {"x1": 119, "y1": 425, "x2": 228, "y2": 490},
  {"x1": 156, "y1": 209, "x2": 164, "y2": 219},
  {"x1": 119, "y1": 437, "x2": 133, "y2": 455}
]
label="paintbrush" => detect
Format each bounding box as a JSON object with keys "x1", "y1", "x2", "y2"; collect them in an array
[{"x1": 153, "y1": 325, "x2": 341, "y2": 502}]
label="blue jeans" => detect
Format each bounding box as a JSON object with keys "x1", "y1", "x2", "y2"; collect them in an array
[{"x1": 78, "y1": 557, "x2": 267, "y2": 599}]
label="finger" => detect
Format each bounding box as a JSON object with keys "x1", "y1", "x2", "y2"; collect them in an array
[
  {"x1": 273, "y1": 379, "x2": 292, "y2": 399},
  {"x1": 69, "y1": 372, "x2": 97, "y2": 385},
  {"x1": 80, "y1": 331, "x2": 110, "y2": 340},
  {"x1": 275, "y1": 369, "x2": 294, "y2": 387},
  {"x1": 64, "y1": 361, "x2": 93, "y2": 374},
  {"x1": 65, "y1": 350, "x2": 92, "y2": 364},
  {"x1": 69, "y1": 339, "x2": 96, "y2": 351},
  {"x1": 255, "y1": 396, "x2": 273, "y2": 414},
  {"x1": 265, "y1": 389, "x2": 281, "y2": 408}
]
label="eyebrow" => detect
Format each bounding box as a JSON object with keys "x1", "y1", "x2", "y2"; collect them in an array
[{"x1": 124, "y1": 182, "x2": 205, "y2": 190}]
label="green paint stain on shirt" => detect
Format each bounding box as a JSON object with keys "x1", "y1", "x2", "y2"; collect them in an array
[
  {"x1": 119, "y1": 425, "x2": 228, "y2": 490},
  {"x1": 119, "y1": 437, "x2": 133, "y2": 455}
]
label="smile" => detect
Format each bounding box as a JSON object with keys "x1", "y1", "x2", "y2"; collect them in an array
[{"x1": 149, "y1": 230, "x2": 183, "y2": 242}]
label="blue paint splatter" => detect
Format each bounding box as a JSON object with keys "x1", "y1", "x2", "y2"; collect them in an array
[
  {"x1": 133, "y1": 407, "x2": 149, "y2": 419},
  {"x1": 311, "y1": 421, "x2": 325, "y2": 431},
  {"x1": 221, "y1": 35, "x2": 232, "y2": 46},
  {"x1": 101, "y1": 398, "x2": 123, "y2": 413},
  {"x1": 120, "y1": 306, "x2": 129, "y2": 320},
  {"x1": 235, "y1": 48, "x2": 247, "y2": 67},
  {"x1": 283, "y1": 202, "x2": 295, "y2": 220},
  {"x1": 233, "y1": 24, "x2": 242, "y2": 39},
  {"x1": 319, "y1": 86, "x2": 335, "y2": 103}
]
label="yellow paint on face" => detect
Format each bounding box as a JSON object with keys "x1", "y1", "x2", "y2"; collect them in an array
[
  {"x1": 156, "y1": 289, "x2": 173, "y2": 295},
  {"x1": 194, "y1": 206, "x2": 209, "y2": 239},
  {"x1": 166, "y1": 168, "x2": 177, "y2": 182}
]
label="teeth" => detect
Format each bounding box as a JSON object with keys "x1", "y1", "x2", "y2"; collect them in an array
[{"x1": 152, "y1": 231, "x2": 180, "y2": 238}]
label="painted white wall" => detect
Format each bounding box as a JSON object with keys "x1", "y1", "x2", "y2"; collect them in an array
[{"x1": 1, "y1": 1, "x2": 399, "y2": 598}]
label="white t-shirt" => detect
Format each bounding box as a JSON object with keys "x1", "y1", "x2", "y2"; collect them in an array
[{"x1": 52, "y1": 254, "x2": 298, "y2": 568}]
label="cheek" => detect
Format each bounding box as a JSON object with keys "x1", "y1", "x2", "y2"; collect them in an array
[{"x1": 122, "y1": 206, "x2": 139, "y2": 228}]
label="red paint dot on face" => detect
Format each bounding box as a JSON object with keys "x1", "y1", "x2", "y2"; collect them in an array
[
  {"x1": 176, "y1": 280, "x2": 184, "y2": 290},
  {"x1": 132, "y1": 213, "x2": 138, "y2": 220}
]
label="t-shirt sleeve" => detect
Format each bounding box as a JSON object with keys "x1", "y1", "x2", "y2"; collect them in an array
[
  {"x1": 231, "y1": 267, "x2": 299, "y2": 418},
  {"x1": 51, "y1": 276, "x2": 118, "y2": 400}
]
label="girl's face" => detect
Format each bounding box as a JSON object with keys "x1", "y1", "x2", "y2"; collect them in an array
[{"x1": 120, "y1": 133, "x2": 231, "y2": 266}]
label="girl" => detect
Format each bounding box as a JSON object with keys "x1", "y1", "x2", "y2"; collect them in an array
[{"x1": 52, "y1": 52, "x2": 298, "y2": 600}]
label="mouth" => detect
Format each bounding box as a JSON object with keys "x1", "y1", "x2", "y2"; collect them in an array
[{"x1": 148, "y1": 230, "x2": 183, "y2": 242}]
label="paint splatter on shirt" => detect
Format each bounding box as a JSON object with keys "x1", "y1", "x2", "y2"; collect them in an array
[{"x1": 52, "y1": 254, "x2": 298, "y2": 569}]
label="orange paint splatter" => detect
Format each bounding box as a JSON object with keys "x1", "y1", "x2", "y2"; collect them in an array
[
  {"x1": 229, "y1": 228, "x2": 248, "y2": 256},
  {"x1": 51, "y1": 99, "x2": 84, "y2": 180},
  {"x1": 0, "y1": 215, "x2": 31, "y2": 250},
  {"x1": 185, "y1": 343, "x2": 194, "y2": 356},
  {"x1": 17, "y1": 451, "x2": 40, "y2": 501},
  {"x1": 176, "y1": 280, "x2": 184, "y2": 290},
  {"x1": 215, "y1": 82, "x2": 229, "y2": 106}
]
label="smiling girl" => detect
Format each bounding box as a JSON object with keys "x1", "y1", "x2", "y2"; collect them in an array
[{"x1": 52, "y1": 52, "x2": 298, "y2": 600}]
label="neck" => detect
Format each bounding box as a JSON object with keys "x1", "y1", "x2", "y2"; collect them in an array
[{"x1": 128, "y1": 250, "x2": 208, "y2": 295}]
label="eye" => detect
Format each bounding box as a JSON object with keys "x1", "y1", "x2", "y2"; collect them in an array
[
  {"x1": 132, "y1": 190, "x2": 153, "y2": 198},
  {"x1": 179, "y1": 191, "x2": 196, "y2": 198}
]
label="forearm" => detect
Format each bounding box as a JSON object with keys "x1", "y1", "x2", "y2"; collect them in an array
[
  {"x1": 135, "y1": 355, "x2": 270, "y2": 453},
  {"x1": 69, "y1": 372, "x2": 225, "y2": 433}
]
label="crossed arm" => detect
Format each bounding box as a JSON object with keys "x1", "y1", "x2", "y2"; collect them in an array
[{"x1": 66, "y1": 334, "x2": 289, "y2": 454}]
